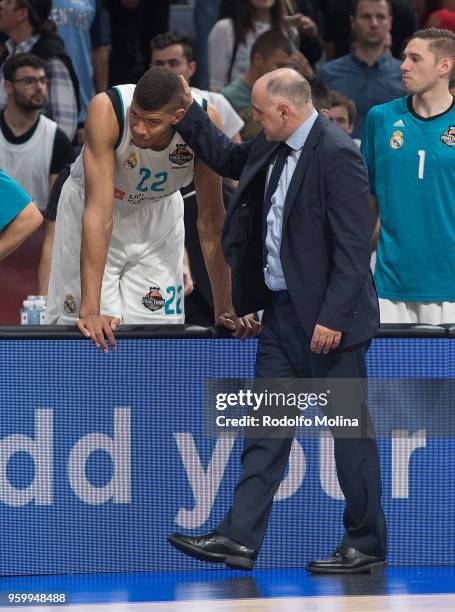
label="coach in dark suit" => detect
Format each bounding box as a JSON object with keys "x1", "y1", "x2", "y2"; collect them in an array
[{"x1": 169, "y1": 68, "x2": 387, "y2": 573}]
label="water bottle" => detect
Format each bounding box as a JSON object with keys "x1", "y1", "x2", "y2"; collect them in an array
[
  {"x1": 35, "y1": 297, "x2": 47, "y2": 324},
  {"x1": 20, "y1": 299, "x2": 36, "y2": 325},
  {"x1": 20, "y1": 296, "x2": 47, "y2": 325}
]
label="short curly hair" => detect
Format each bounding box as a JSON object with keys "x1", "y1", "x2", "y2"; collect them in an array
[{"x1": 134, "y1": 66, "x2": 184, "y2": 112}]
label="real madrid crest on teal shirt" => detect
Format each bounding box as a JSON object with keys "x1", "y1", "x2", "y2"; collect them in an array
[{"x1": 361, "y1": 95, "x2": 455, "y2": 302}]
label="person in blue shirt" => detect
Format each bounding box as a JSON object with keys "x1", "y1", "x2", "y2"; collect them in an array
[
  {"x1": 51, "y1": 0, "x2": 111, "y2": 138},
  {"x1": 0, "y1": 169, "x2": 42, "y2": 261},
  {"x1": 316, "y1": 0, "x2": 404, "y2": 139},
  {"x1": 362, "y1": 27, "x2": 455, "y2": 324}
]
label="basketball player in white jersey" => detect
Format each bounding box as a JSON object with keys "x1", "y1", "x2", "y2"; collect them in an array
[{"x1": 45, "y1": 66, "x2": 260, "y2": 350}]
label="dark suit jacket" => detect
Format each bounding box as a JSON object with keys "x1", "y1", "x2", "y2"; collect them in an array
[{"x1": 177, "y1": 102, "x2": 379, "y2": 348}]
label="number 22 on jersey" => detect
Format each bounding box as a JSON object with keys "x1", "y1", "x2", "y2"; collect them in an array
[{"x1": 136, "y1": 168, "x2": 168, "y2": 192}]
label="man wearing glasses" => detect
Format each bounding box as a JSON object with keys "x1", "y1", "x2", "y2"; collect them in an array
[{"x1": 0, "y1": 53, "x2": 72, "y2": 291}]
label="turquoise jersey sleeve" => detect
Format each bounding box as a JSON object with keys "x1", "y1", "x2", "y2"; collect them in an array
[
  {"x1": 360, "y1": 108, "x2": 377, "y2": 197},
  {"x1": 0, "y1": 169, "x2": 32, "y2": 231}
]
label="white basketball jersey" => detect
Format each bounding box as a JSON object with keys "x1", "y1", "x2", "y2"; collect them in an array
[
  {"x1": 0, "y1": 114, "x2": 56, "y2": 211},
  {"x1": 70, "y1": 84, "x2": 200, "y2": 211}
]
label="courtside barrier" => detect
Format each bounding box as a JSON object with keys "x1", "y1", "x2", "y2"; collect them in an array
[{"x1": 0, "y1": 325, "x2": 453, "y2": 574}]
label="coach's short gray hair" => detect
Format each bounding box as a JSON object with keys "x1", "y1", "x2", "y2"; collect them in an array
[{"x1": 266, "y1": 70, "x2": 311, "y2": 110}]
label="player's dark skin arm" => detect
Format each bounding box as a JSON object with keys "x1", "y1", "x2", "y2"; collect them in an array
[
  {"x1": 194, "y1": 155, "x2": 261, "y2": 339},
  {"x1": 76, "y1": 93, "x2": 121, "y2": 352}
]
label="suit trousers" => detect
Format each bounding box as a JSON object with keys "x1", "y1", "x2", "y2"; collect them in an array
[{"x1": 216, "y1": 294, "x2": 387, "y2": 558}]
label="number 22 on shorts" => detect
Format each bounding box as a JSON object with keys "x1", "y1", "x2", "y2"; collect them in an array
[{"x1": 165, "y1": 285, "x2": 183, "y2": 315}]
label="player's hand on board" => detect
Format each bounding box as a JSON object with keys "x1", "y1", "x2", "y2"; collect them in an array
[
  {"x1": 76, "y1": 314, "x2": 121, "y2": 353},
  {"x1": 179, "y1": 75, "x2": 193, "y2": 110},
  {"x1": 216, "y1": 312, "x2": 262, "y2": 340}
]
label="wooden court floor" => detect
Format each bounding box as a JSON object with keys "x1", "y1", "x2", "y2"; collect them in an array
[{"x1": 2, "y1": 594, "x2": 454, "y2": 612}]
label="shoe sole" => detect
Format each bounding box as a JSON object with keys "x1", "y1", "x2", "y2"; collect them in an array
[
  {"x1": 306, "y1": 560, "x2": 387, "y2": 574},
  {"x1": 167, "y1": 536, "x2": 255, "y2": 570}
]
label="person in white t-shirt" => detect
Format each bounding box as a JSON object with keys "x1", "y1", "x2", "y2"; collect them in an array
[{"x1": 208, "y1": 0, "x2": 321, "y2": 91}]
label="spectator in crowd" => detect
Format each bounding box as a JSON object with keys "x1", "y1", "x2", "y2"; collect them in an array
[
  {"x1": 51, "y1": 0, "x2": 111, "y2": 144},
  {"x1": 362, "y1": 28, "x2": 455, "y2": 324},
  {"x1": 106, "y1": 0, "x2": 143, "y2": 85},
  {"x1": 151, "y1": 32, "x2": 244, "y2": 143},
  {"x1": 0, "y1": 168, "x2": 42, "y2": 261},
  {"x1": 0, "y1": 54, "x2": 72, "y2": 209},
  {"x1": 316, "y1": 0, "x2": 405, "y2": 139},
  {"x1": 321, "y1": 0, "x2": 417, "y2": 60},
  {"x1": 0, "y1": 54, "x2": 73, "y2": 293},
  {"x1": 426, "y1": 0, "x2": 455, "y2": 31},
  {"x1": 221, "y1": 29, "x2": 307, "y2": 140},
  {"x1": 208, "y1": 0, "x2": 321, "y2": 91},
  {"x1": 151, "y1": 30, "x2": 245, "y2": 325},
  {"x1": 329, "y1": 90, "x2": 360, "y2": 146},
  {"x1": 307, "y1": 76, "x2": 331, "y2": 115},
  {"x1": 0, "y1": 0, "x2": 80, "y2": 141},
  {"x1": 192, "y1": 0, "x2": 221, "y2": 89}
]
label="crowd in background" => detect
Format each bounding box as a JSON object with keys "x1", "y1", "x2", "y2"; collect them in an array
[{"x1": 0, "y1": 0, "x2": 454, "y2": 325}]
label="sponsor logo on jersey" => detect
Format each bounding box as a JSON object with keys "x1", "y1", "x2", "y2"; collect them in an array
[
  {"x1": 114, "y1": 187, "x2": 126, "y2": 200},
  {"x1": 63, "y1": 294, "x2": 77, "y2": 315},
  {"x1": 123, "y1": 152, "x2": 138, "y2": 169},
  {"x1": 440, "y1": 126, "x2": 455, "y2": 147},
  {"x1": 142, "y1": 286, "x2": 165, "y2": 312},
  {"x1": 390, "y1": 130, "x2": 404, "y2": 150},
  {"x1": 393, "y1": 119, "x2": 405, "y2": 127},
  {"x1": 169, "y1": 144, "x2": 193, "y2": 166}
]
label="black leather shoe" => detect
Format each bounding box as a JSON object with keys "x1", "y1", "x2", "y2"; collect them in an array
[
  {"x1": 168, "y1": 531, "x2": 257, "y2": 570},
  {"x1": 306, "y1": 545, "x2": 387, "y2": 574}
]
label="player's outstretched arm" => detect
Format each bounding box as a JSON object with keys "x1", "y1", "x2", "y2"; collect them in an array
[
  {"x1": 194, "y1": 105, "x2": 261, "y2": 340},
  {"x1": 76, "y1": 93, "x2": 120, "y2": 352}
]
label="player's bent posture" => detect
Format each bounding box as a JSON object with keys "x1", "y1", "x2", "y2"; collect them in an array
[
  {"x1": 362, "y1": 28, "x2": 455, "y2": 324},
  {"x1": 45, "y1": 67, "x2": 260, "y2": 348}
]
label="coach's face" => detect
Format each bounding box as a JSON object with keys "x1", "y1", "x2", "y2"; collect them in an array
[
  {"x1": 252, "y1": 81, "x2": 287, "y2": 141},
  {"x1": 129, "y1": 99, "x2": 184, "y2": 149}
]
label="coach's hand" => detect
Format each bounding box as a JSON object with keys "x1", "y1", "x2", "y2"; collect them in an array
[
  {"x1": 77, "y1": 314, "x2": 120, "y2": 353},
  {"x1": 179, "y1": 75, "x2": 193, "y2": 110},
  {"x1": 311, "y1": 324, "x2": 342, "y2": 354},
  {"x1": 217, "y1": 312, "x2": 262, "y2": 340}
]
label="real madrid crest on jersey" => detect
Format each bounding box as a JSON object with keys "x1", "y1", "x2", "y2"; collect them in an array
[
  {"x1": 440, "y1": 126, "x2": 455, "y2": 147},
  {"x1": 123, "y1": 152, "x2": 138, "y2": 170},
  {"x1": 390, "y1": 130, "x2": 404, "y2": 150},
  {"x1": 142, "y1": 286, "x2": 165, "y2": 311},
  {"x1": 169, "y1": 144, "x2": 193, "y2": 166},
  {"x1": 63, "y1": 293, "x2": 77, "y2": 314}
]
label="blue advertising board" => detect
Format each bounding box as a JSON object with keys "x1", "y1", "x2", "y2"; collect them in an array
[{"x1": 0, "y1": 337, "x2": 454, "y2": 575}]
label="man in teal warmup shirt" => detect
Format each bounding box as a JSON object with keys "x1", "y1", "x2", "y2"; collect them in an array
[{"x1": 362, "y1": 28, "x2": 455, "y2": 324}]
